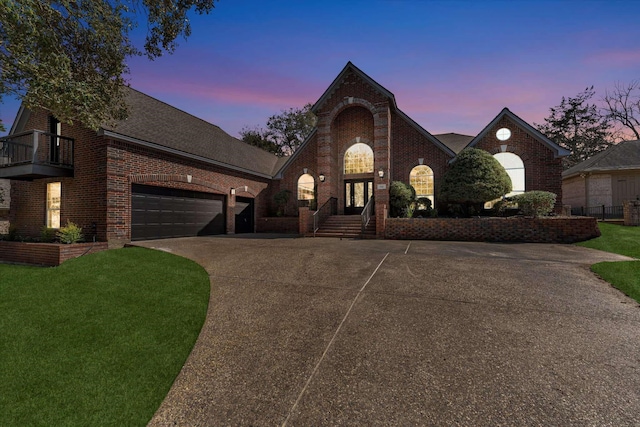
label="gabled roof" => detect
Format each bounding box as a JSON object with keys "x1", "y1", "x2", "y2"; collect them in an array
[
  {"x1": 563, "y1": 139, "x2": 640, "y2": 179},
  {"x1": 99, "y1": 88, "x2": 280, "y2": 178},
  {"x1": 311, "y1": 61, "x2": 397, "y2": 114},
  {"x1": 464, "y1": 108, "x2": 571, "y2": 158},
  {"x1": 434, "y1": 133, "x2": 474, "y2": 154}
]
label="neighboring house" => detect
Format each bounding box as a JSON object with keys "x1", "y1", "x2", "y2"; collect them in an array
[
  {"x1": 0, "y1": 62, "x2": 569, "y2": 244},
  {"x1": 562, "y1": 139, "x2": 640, "y2": 211}
]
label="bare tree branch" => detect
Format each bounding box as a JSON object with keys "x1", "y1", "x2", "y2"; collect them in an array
[{"x1": 602, "y1": 80, "x2": 640, "y2": 140}]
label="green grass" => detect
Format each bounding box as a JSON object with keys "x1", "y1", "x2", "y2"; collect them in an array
[
  {"x1": 576, "y1": 222, "x2": 640, "y2": 258},
  {"x1": 576, "y1": 222, "x2": 640, "y2": 304},
  {"x1": 0, "y1": 247, "x2": 210, "y2": 426}
]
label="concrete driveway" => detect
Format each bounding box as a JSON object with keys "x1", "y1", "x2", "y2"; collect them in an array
[{"x1": 134, "y1": 236, "x2": 640, "y2": 426}]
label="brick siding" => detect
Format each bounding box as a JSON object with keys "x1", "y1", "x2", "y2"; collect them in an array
[
  {"x1": 385, "y1": 217, "x2": 600, "y2": 243},
  {"x1": 473, "y1": 116, "x2": 564, "y2": 211},
  {"x1": 0, "y1": 241, "x2": 108, "y2": 266},
  {"x1": 255, "y1": 217, "x2": 299, "y2": 234}
]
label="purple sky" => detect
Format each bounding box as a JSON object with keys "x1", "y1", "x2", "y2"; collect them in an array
[{"x1": 2, "y1": 0, "x2": 640, "y2": 138}]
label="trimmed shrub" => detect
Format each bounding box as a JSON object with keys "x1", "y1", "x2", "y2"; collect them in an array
[
  {"x1": 57, "y1": 221, "x2": 84, "y2": 244},
  {"x1": 512, "y1": 191, "x2": 557, "y2": 217},
  {"x1": 274, "y1": 189, "x2": 292, "y2": 216},
  {"x1": 40, "y1": 227, "x2": 57, "y2": 243},
  {"x1": 389, "y1": 181, "x2": 415, "y2": 217},
  {"x1": 439, "y1": 148, "x2": 512, "y2": 216}
]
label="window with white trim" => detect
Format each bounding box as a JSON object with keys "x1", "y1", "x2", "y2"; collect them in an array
[{"x1": 494, "y1": 152, "x2": 525, "y2": 196}]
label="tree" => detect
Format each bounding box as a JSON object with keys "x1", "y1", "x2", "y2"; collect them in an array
[
  {"x1": 0, "y1": 0, "x2": 218, "y2": 131},
  {"x1": 603, "y1": 80, "x2": 640, "y2": 141},
  {"x1": 536, "y1": 86, "x2": 613, "y2": 168},
  {"x1": 240, "y1": 103, "x2": 316, "y2": 156},
  {"x1": 439, "y1": 148, "x2": 512, "y2": 217}
]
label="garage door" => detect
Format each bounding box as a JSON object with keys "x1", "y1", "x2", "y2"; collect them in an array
[{"x1": 131, "y1": 184, "x2": 225, "y2": 240}]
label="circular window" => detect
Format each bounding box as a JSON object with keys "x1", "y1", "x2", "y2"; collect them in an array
[{"x1": 496, "y1": 128, "x2": 511, "y2": 141}]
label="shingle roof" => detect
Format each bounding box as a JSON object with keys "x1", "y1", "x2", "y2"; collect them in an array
[
  {"x1": 433, "y1": 133, "x2": 474, "y2": 154},
  {"x1": 101, "y1": 87, "x2": 280, "y2": 178},
  {"x1": 563, "y1": 140, "x2": 640, "y2": 178}
]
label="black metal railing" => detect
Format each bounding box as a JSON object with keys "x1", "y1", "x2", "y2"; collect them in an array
[
  {"x1": 313, "y1": 197, "x2": 337, "y2": 237},
  {"x1": 571, "y1": 205, "x2": 624, "y2": 220},
  {"x1": 361, "y1": 196, "x2": 374, "y2": 235},
  {"x1": 0, "y1": 130, "x2": 74, "y2": 168}
]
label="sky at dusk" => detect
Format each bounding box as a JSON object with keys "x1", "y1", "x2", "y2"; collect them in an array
[{"x1": 2, "y1": 0, "x2": 640, "y2": 138}]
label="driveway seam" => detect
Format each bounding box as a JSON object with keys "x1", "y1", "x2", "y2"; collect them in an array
[{"x1": 281, "y1": 252, "x2": 390, "y2": 427}]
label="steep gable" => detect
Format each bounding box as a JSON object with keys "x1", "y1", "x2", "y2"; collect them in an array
[{"x1": 464, "y1": 108, "x2": 570, "y2": 158}]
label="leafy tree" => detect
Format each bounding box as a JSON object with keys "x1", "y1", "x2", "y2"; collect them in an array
[
  {"x1": 0, "y1": 0, "x2": 218, "y2": 131},
  {"x1": 603, "y1": 80, "x2": 640, "y2": 141},
  {"x1": 240, "y1": 104, "x2": 316, "y2": 156},
  {"x1": 439, "y1": 148, "x2": 511, "y2": 217},
  {"x1": 536, "y1": 86, "x2": 613, "y2": 168}
]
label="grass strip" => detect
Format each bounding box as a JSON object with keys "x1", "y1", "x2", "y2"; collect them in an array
[
  {"x1": 591, "y1": 261, "x2": 640, "y2": 303},
  {"x1": 576, "y1": 222, "x2": 640, "y2": 258},
  {"x1": 0, "y1": 247, "x2": 210, "y2": 426},
  {"x1": 575, "y1": 222, "x2": 640, "y2": 304}
]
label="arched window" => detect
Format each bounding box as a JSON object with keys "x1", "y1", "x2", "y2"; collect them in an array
[
  {"x1": 344, "y1": 143, "x2": 374, "y2": 174},
  {"x1": 297, "y1": 174, "x2": 315, "y2": 201},
  {"x1": 494, "y1": 152, "x2": 525, "y2": 196},
  {"x1": 410, "y1": 165, "x2": 435, "y2": 207}
]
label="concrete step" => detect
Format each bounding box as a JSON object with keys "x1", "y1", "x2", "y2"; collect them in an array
[{"x1": 314, "y1": 215, "x2": 376, "y2": 238}]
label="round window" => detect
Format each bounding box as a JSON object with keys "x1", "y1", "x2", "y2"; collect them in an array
[{"x1": 496, "y1": 128, "x2": 511, "y2": 141}]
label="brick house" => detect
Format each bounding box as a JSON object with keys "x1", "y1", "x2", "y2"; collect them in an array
[{"x1": 0, "y1": 62, "x2": 568, "y2": 244}]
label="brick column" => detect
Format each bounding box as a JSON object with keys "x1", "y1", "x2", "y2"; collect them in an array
[
  {"x1": 299, "y1": 206, "x2": 313, "y2": 235},
  {"x1": 227, "y1": 190, "x2": 236, "y2": 234},
  {"x1": 316, "y1": 112, "x2": 334, "y2": 211},
  {"x1": 374, "y1": 104, "x2": 391, "y2": 237}
]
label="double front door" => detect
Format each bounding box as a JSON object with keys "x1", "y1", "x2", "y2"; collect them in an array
[{"x1": 344, "y1": 180, "x2": 373, "y2": 215}]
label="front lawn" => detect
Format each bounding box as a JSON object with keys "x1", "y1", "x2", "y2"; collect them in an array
[
  {"x1": 0, "y1": 247, "x2": 210, "y2": 426},
  {"x1": 576, "y1": 222, "x2": 640, "y2": 304}
]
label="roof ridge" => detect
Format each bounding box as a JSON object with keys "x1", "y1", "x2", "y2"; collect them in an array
[{"x1": 121, "y1": 86, "x2": 280, "y2": 163}]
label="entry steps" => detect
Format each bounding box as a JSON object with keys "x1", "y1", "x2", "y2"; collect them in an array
[{"x1": 313, "y1": 215, "x2": 376, "y2": 238}]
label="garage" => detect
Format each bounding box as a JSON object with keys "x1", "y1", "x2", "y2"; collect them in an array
[{"x1": 131, "y1": 184, "x2": 226, "y2": 240}]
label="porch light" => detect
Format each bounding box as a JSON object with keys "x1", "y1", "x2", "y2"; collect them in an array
[
  {"x1": 378, "y1": 168, "x2": 385, "y2": 179},
  {"x1": 319, "y1": 173, "x2": 325, "y2": 182}
]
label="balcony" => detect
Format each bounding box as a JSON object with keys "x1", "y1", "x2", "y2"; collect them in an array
[{"x1": 0, "y1": 130, "x2": 74, "y2": 180}]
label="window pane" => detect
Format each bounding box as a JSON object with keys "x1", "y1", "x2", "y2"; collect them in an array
[
  {"x1": 47, "y1": 182, "x2": 61, "y2": 228},
  {"x1": 344, "y1": 143, "x2": 374, "y2": 174},
  {"x1": 410, "y1": 165, "x2": 434, "y2": 198},
  {"x1": 297, "y1": 173, "x2": 315, "y2": 200},
  {"x1": 494, "y1": 153, "x2": 525, "y2": 196}
]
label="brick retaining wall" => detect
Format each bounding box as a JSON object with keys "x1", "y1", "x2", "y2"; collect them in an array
[
  {"x1": 385, "y1": 217, "x2": 600, "y2": 243},
  {"x1": 255, "y1": 217, "x2": 299, "y2": 234},
  {"x1": 0, "y1": 241, "x2": 109, "y2": 266}
]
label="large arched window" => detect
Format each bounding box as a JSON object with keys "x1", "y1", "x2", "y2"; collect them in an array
[
  {"x1": 494, "y1": 152, "x2": 525, "y2": 196},
  {"x1": 410, "y1": 165, "x2": 435, "y2": 206},
  {"x1": 344, "y1": 143, "x2": 374, "y2": 174},
  {"x1": 297, "y1": 174, "x2": 315, "y2": 201}
]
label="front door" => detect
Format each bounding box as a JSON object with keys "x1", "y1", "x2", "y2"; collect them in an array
[{"x1": 345, "y1": 180, "x2": 373, "y2": 215}]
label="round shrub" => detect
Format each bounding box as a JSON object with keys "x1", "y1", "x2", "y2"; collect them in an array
[
  {"x1": 512, "y1": 191, "x2": 557, "y2": 217},
  {"x1": 439, "y1": 148, "x2": 512, "y2": 216}
]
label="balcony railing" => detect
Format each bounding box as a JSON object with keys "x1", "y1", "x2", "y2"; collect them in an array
[{"x1": 0, "y1": 130, "x2": 74, "y2": 179}]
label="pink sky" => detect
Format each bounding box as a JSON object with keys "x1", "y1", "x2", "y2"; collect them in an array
[{"x1": 2, "y1": 0, "x2": 639, "y2": 139}]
